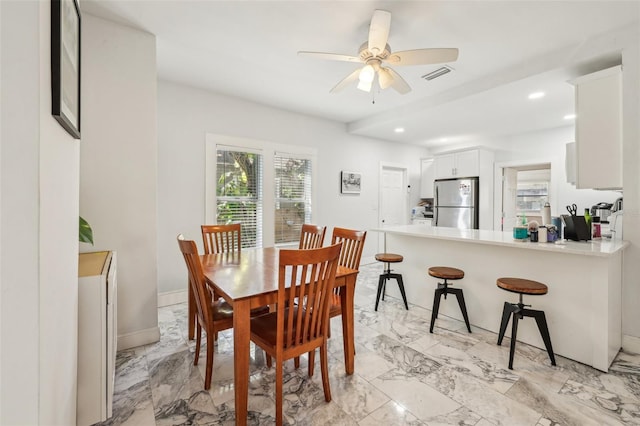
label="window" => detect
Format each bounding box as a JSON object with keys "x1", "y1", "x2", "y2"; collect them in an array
[
  {"x1": 274, "y1": 153, "x2": 312, "y2": 244},
  {"x1": 215, "y1": 148, "x2": 263, "y2": 248},
  {"x1": 206, "y1": 135, "x2": 317, "y2": 247}
]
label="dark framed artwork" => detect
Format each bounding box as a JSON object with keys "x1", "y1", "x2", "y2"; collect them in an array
[
  {"x1": 340, "y1": 171, "x2": 361, "y2": 194},
  {"x1": 51, "y1": 0, "x2": 81, "y2": 139}
]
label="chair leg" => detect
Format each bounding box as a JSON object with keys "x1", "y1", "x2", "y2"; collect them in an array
[
  {"x1": 204, "y1": 330, "x2": 214, "y2": 389},
  {"x1": 375, "y1": 274, "x2": 386, "y2": 311},
  {"x1": 450, "y1": 288, "x2": 471, "y2": 332},
  {"x1": 266, "y1": 353, "x2": 272, "y2": 369},
  {"x1": 308, "y1": 349, "x2": 315, "y2": 377},
  {"x1": 392, "y1": 273, "x2": 409, "y2": 310},
  {"x1": 194, "y1": 323, "x2": 202, "y2": 365},
  {"x1": 508, "y1": 311, "x2": 520, "y2": 370},
  {"x1": 497, "y1": 302, "x2": 513, "y2": 345},
  {"x1": 430, "y1": 287, "x2": 445, "y2": 333},
  {"x1": 320, "y1": 343, "x2": 332, "y2": 402},
  {"x1": 530, "y1": 310, "x2": 556, "y2": 366},
  {"x1": 275, "y1": 360, "x2": 283, "y2": 426},
  {"x1": 294, "y1": 356, "x2": 300, "y2": 369}
]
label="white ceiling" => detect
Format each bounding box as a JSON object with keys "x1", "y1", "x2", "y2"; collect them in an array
[{"x1": 81, "y1": 1, "x2": 639, "y2": 148}]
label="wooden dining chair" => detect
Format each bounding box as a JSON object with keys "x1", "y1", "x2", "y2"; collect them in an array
[
  {"x1": 308, "y1": 227, "x2": 367, "y2": 374},
  {"x1": 250, "y1": 243, "x2": 342, "y2": 425},
  {"x1": 177, "y1": 235, "x2": 234, "y2": 390},
  {"x1": 201, "y1": 223, "x2": 241, "y2": 254},
  {"x1": 298, "y1": 224, "x2": 326, "y2": 249},
  {"x1": 178, "y1": 234, "x2": 268, "y2": 389}
]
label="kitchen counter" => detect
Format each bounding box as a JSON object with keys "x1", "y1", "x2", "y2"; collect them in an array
[
  {"x1": 372, "y1": 224, "x2": 628, "y2": 371},
  {"x1": 375, "y1": 224, "x2": 628, "y2": 257}
]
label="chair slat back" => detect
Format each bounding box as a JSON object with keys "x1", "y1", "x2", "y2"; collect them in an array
[
  {"x1": 298, "y1": 224, "x2": 326, "y2": 249},
  {"x1": 277, "y1": 243, "x2": 342, "y2": 350},
  {"x1": 201, "y1": 223, "x2": 241, "y2": 254},
  {"x1": 178, "y1": 235, "x2": 213, "y2": 327},
  {"x1": 331, "y1": 227, "x2": 367, "y2": 270}
]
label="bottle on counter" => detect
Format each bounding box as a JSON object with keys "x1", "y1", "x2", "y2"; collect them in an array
[
  {"x1": 592, "y1": 216, "x2": 601, "y2": 239},
  {"x1": 542, "y1": 202, "x2": 551, "y2": 226},
  {"x1": 584, "y1": 209, "x2": 593, "y2": 239}
]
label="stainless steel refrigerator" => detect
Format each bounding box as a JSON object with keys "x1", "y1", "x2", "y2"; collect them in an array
[{"x1": 433, "y1": 177, "x2": 479, "y2": 229}]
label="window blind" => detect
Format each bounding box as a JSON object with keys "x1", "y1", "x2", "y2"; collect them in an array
[
  {"x1": 216, "y1": 149, "x2": 263, "y2": 248},
  {"x1": 274, "y1": 153, "x2": 312, "y2": 244}
]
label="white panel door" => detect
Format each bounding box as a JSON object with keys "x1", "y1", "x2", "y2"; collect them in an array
[{"x1": 380, "y1": 167, "x2": 407, "y2": 228}]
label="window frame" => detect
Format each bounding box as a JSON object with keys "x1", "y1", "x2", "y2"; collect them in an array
[{"x1": 206, "y1": 134, "x2": 317, "y2": 248}]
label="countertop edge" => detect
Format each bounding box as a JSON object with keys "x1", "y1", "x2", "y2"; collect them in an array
[{"x1": 372, "y1": 225, "x2": 629, "y2": 257}]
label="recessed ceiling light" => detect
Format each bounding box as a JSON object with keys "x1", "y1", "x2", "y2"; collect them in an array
[
  {"x1": 528, "y1": 92, "x2": 545, "y2": 100},
  {"x1": 440, "y1": 137, "x2": 448, "y2": 142},
  {"x1": 564, "y1": 114, "x2": 576, "y2": 120},
  {"x1": 394, "y1": 127, "x2": 405, "y2": 133}
]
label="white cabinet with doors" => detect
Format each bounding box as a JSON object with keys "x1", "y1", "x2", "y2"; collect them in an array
[
  {"x1": 420, "y1": 158, "x2": 435, "y2": 198},
  {"x1": 571, "y1": 66, "x2": 622, "y2": 190},
  {"x1": 434, "y1": 149, "x2": 481, "y2": 179}
]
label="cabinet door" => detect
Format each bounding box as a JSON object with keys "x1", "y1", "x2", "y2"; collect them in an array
[
  {"x1": 454, "y1": 150, "x2": 479, "y2": 177},
  {"x1": 574, "y1": 66, "x2": 622, "y2": 190},
  {"x1": 420, "y1": 158, "x2": 435, "y2": 198},
  {"x1": 434, "y1": 154, "x2": 455, "y2": 179}
]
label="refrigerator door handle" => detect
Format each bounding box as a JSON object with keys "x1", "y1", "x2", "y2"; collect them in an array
[{"x1": 434, "y1": 185, "x2": 439, "y2": 226}]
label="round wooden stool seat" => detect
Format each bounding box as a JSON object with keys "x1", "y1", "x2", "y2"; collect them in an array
[
  {"x1": 375, "y1": 253, "x2": 403, "y2": 263},
  {"x1": 496, "y1": 277, "x2": 548, "y2": 295},
  {"x1": 428, "y1": 266, "x2": 464, "y2": 280}
]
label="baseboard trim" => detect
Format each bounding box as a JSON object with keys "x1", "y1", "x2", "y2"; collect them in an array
[
  {"x1": 623, "y1": 334, "x2": 640, "y2": 354},
  {"x1": 158, "y1": 289, "x2": 188, "y2": 307},
  {"x1": 117, "y1": 326, "x2": 160, "y2": 351}
]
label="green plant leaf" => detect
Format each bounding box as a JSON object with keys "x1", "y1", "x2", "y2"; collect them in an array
[{"x1": 79, "y1": 216, "x2": 94, "y2": 245}]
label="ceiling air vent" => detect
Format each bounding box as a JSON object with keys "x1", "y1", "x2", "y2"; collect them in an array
[{"x1": 422, "y1": 66, "x2": 453, "y2": 81}]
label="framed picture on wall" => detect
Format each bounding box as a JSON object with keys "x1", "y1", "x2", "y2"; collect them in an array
[
  {"x1": 340, "y1": 171, "x2": 361, "y2": 194},
  {"x1": 51, "y1": 0, "x2": 81, "y2": 139}
]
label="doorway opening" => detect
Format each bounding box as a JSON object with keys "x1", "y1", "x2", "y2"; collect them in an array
[{"x1": 495, "y1": 162, "x2": 551, "y2": 232}]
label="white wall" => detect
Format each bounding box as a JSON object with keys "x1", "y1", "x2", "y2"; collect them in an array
[
  {"x1": 157, "y1": 80, "x2": 427, "y2": 296},
  {"x1": 81, "y1": 14, "x2": 160, "y2": 349},
  {"x1": 493, "y1": 126, "x2": 621, "y2": 220},
  {"x1": 1, "y1": 1, "x2": 80, "y2": 424}
]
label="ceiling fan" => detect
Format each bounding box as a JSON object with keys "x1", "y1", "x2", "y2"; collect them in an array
[{"x1": 298, "y1": 9, "x2": 459, "y2": 95}]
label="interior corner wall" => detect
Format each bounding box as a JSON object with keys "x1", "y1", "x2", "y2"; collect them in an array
[
  {"x1": 2, "y1": 1, "x2": 80, "y2": 424},
  {"x1": 157, "y1": 80, "x2": 428, "y2": 296},
  {"x1": 81, "y1": 14, "x2": 159, "y2": 349}
]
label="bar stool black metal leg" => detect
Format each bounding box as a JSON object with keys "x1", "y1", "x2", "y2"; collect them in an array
[
  {"x1": 508, "y1": 311, "x2": 520, "y2": 370},
  {"x1": 531, "y1": 310, "x2": 556, "y2": 366},
  {"x1": 497, "y1": 302, "x2": 513, "y2": 345},
  {"x1": 451, "y1": 288, "x2": 471, "y2": 333},
  {"x1": 430, "y1": 288, "x2": 445, "y2": 333},
  {"x1": 375, "y1": 274, "x2": 385, "y2": 311},
  {"x1": 393, "y1": 273, "x2": 409, "y2": 310}
]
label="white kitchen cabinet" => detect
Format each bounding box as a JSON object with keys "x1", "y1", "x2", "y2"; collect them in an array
[
  {"x1": 420, "y1": 158, "x2": 435, "y2": 198},
  {"x1": 412, "y1": 218, "x2": 432, "y2": 226},
  {"x1": 572, "y1": 66, "x2": 622, "y2": 190},
  {"x1": 77, "y1": 251, "x2": 117, "y2": 426},
  {"x1": 434, "y1": 149, "x2": 480, "y2": 179}
]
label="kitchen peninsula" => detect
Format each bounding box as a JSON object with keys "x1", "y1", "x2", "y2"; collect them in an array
[{"x1": 375, "y1": 224, "x2": 629, "y2": 371}]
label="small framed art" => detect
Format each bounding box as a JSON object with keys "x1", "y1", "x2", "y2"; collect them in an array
[
  {"x1": 340, "y1": 171, "x2": 361, "y2": 194},
  {"x1": 51, "y1": 0, "x2": 81, "y2": 139}
]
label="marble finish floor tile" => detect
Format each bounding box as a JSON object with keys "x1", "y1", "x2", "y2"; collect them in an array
[{"x1": 101, "y1": 263, "x2": 640, "y2": 426}]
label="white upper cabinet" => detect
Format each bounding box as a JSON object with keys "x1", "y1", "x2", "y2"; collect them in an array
[
  {"x1": 434, "y1": 149, "x2": 480, "y2": 179},
  {"x1": 572, "y1": 66, "x2": 622, "y2": 190},
  {"x1": 420, "y1": 158, "x2": 435, "y2": 198}
]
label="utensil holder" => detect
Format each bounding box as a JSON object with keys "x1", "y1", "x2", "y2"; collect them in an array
[{"x1": 561, "y1": 215, "x2": 590, "y2": 241}]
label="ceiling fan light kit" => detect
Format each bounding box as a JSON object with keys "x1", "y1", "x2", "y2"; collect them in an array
[{"x1": 298, "y1": 9, "x2": 459, "y2": 95}]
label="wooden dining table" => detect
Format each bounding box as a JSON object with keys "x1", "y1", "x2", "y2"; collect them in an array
[{"x1": 193, "y1": 247, "x2": 359, "y2": 426}]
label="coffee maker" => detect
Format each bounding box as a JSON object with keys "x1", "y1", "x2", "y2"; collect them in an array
[{"x1": 591, "y1": 202, "x2": 613, "y2": 223}]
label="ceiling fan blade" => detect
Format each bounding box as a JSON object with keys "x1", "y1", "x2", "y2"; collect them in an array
[
  {"x1": 378, "y1": 67, "x2": 393, "y2": 90},
  {"x1": 330, "y1": 68, "x2": 362, "y2": 93},
  {"x1": 297, "y1": 51, "x2": 361, "y2": 63},
  {"x1": 386, "y1": 48, "x2": 459, "y2": 66},
  {"x1": 368, "y1": 9, "x2": 391, "y2": 56},
  {"x1": 386, "y1": 68, "x2": 411, "y2": 94}
]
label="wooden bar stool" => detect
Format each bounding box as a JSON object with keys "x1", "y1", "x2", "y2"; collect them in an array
[
  {"x1": 496, "y1": 277, "x2": 556, "y2": 370},
  {"x1": 428, "y1": 266, "x2": 471, "y2": 333},
  {"x1": 374, "y1": 253, "x2": 408, "y2": 311}
]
